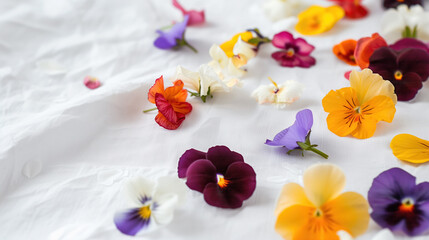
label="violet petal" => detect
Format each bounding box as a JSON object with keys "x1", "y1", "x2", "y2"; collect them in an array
[
  {"x1": 178, "y1": 149, "x2": 207, "y2": 178},
  {"x1": 114, "y1": 208, "x2": 150, "y2": 236},
  {"x1": 185, "y1": 159, "x2": 217, "y2": 193}
]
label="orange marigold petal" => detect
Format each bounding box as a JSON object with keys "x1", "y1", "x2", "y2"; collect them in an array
[
  {"x1": 148, "y1": 76, "x2": 165, "y2": 104},
  {"x1": 390, "y1": 134, "x2": 429, "y2": 164}
]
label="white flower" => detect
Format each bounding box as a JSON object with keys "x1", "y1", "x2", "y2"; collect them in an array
[
  {"x1": 114, "y1": 176, "x2": 186, "y2": 236},
  {"x1": 209, "y1": 44, "x2": 246, "y2": 77},
  {"x1": 233, "y1": 36, "x2": 257, "y2": 61},
  {"x1": 263, "y1": 0, "x2": 302, "y2": 22},
  {"x1": 337, "y1": 229, "x2": 395, "y2": 240},
  {"x1": 252, "y1": 78, "x2": 304, "y2": 108},
  {"x1": 381, "y1": 4, "x2": 429, "y2": 43}
]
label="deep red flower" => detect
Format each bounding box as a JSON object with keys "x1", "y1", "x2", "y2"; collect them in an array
[
  {"x1": 329, "y1": 0, "x2": 369, "y2": 19},
  {"x1": 354, "y1": 33, "x2": 388, "y2": 69},
  {"x1": 147, "y1": 76, "x2": 192, "y2": 130}
]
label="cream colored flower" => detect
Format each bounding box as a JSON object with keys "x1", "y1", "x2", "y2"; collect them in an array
[{"x1": 252, "y1": 78, "x2": 303, "y2": 108}]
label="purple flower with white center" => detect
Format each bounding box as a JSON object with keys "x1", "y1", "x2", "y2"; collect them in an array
[
  {"x1": 265, "y1": 109, "x2": 328, "y2": 159},
  {"x1": 154, "y1": 15, "x2": 197, "y2": 53},
  {"x1": 271, "y1": 31, "x2": 316, "y2": 68},
  {"x1": 368, "y1": 168, "x2": 429, "y2": 236},
  {"x1": 114, "y1": 177, "x2": 186, "y2": 236},
  {"x1": 178, "y1": 145, "x2": 256, "y2": 209}
]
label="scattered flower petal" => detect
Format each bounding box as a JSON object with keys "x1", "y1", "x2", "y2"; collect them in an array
[
  {"x1": 154, "y1": 15, "x2": 197, "y2": 52},
  {"x1": 295, "y1": 5, "x2": 345, "y2": 35},
  {"x1": 172, "y1": 0, "x2": 205, "y2": 26},
  {"x1": 390, "y1": 134, "x2": 429, "y2": 164},
  {"x1": 333, "y1": 39, "x2": 358, "y2": 66},
  {"x1": 83, "y1": 76, "x2": 101, "y2": 89},
  {"x1": 252, "y1": 78, "x2": 303, "y2": 108}
]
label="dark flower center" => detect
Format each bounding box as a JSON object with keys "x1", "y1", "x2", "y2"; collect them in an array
[
  {"x1": 217, "y1": 174, "x2": 230, "y2": 188},
  {"x1": 314, "y1": 208, "x2": 323, "y2": 217},
  {"x1": 286, "y1": 48, "x2": 295, "y2": 57},
  {"x1": 394, "y1": 70, "x2": 403, "y2": 81},
  {"x1": 399, "y1": 197, "x2": 415, "y2": 212}
]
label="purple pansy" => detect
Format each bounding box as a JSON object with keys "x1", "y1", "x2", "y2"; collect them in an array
[
  {"x1": 368, "y1": 168, "x2": 429, "y2": 236},
  {"x1": 383, "y1": 0, "x2": 423, "y2": 9},
  {"x1": 369, "y1": 46, "x2": 429, "y2": 101},
  {"x1": 154, "y1": 15, "x2": 197, "y2": 53},
  {"x1": 178, "y1": 146, "x2": 256, "y2": 209},
  {"x1": 271, "y1": 31, "x2": 316, "y2": 68},
  {"x1": 265, "y1": 109, "x2": 328, "y2": 159}
]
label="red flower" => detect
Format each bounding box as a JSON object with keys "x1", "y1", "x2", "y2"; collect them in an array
[
  {"x1": 329, "y1": 0, "x2": 369, "y2": 19},
  {"x1": 354, "y1": 33, "x2": 387, "y2": 69},
  {"x1": 147, "y1": 76, "x2": 192, "y2": 130}
]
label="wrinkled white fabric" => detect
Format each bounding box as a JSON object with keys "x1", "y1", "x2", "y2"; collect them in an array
[{"x1": 1, "y1": 0, "x2": 429, "y2": 239}]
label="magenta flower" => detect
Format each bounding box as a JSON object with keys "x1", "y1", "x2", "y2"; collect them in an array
[
  {"x1": 178, "y1": 146, "x2": 256, "y2": 209},
  {"x1": 154, "y1": 15, "x2": 197, "y2": 53},
  {"x1": 383, "y1": 0, "x2": 423, "y2": 9},
  {"x1": 172, "y1": 0, "x2": 205, "y2": 26},
  {"x1": 271, "y1": 31, "x2": 316, "y2": 68},
  {"x1": 390, "y1": 38, "x2": 429, "y2": 54},
  {"x1": 369, "y1": 46, "x2": 429, "y2": 101},
  {"x1": 83, "y1": 76, "x2": 101, "y2": 89},
  {"x1": 368, "y1": 168, "x2": 429, "y2": 236},
  {"x1": 265, "y1": 109, "x2": 328, "y2": 159}
]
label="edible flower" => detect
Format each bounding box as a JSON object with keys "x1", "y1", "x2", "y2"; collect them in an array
[
  {"x1": 252, "y1": 77, "x2": 304, "y2": 108},
  {"x1": 263, "y1": 0, "x2": 303, "y2": 22},
  {"x1": 83, "y1": 76, "x2": 101, "y2": 89},
  {"x1": 333, "y1": 39, "x2": 358, "y2": 66},
  {"x1": 381, "y1": 5, "x2": 429, "y2": 43},
  {"x1": 114, "y1": 176, "x2": 186, "y2": 236},
  {"x1": 154, "y1": 15, "x2": 197, "y2": 53},
  {"x1": 178, "y1": 146, "x2": 256, "y2": 209},
  {"x1": 144, "y1": 76, "x2": 192, "y2": 130},
  {"x1": 368, "y1": 46, "x2": 429, "y2": 101},
  {"x1": 383, "y1": 0, "x2": 423, "y2": 9},
  {"x1": 389, "y1": 37, "x2": 429, "y2": 53},
  {"x1": 295, "y1": 5, "x2": 345, "y2": 35},
  {"x1": 265, "y1": 109, "x2": 328, "y2": 159},
  {"x1": 275, "y1": 163, "x2": 369, "y2": 240},
  {"x1": 390, "y1": 134, "x2": 429, "y2": 164},
  {"x1": 354, "y1": 33, "x2": 388, "y2": 69},
  {"x1": 322, "y1": 69, "x2": 397, "y2": 139},
  {"x1": 329, "y1": 0, "x2": 369, "y2": 19},
  {"x1": 271, "y1": 31, "x2": 316, "y2": 68},
  {"x1": 220, "y1": 31, "x2": 255, "y2": 58},
  {"x1": 172, "y1": 0, "x2": 205, "y2": 26},
  {"x1": 368, "y1": 168, "x2": 429, "y2": 236}
]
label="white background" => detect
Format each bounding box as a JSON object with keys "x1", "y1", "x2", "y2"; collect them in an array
[{"x1": 1, "y1": 0, "x2": 428, "y2": 239}]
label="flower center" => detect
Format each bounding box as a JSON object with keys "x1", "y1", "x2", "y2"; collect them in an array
[
  {"x1": 217, "y1": 174, "x2": 230, "y2": 188},
  {"x1": 138, "y1": 205, "x2": 151, "y2": 220},
  {"x1": 394, "y1": 70, "x2": 403, "y2": 81},
  {"x1": 397, "y1": 0, "x2": 404, "y2": 2},
  {"x1": 310, "y1": 17, "x2": 321, "y2": 29},
  {"x1": 232, "y1": 53, "x2": 248, "y2": 68},
  {"x1": 268, "y1": 77, "x2": 281, "y2": 94},
  {"x1": 399, "y1": 197, "x2": 415, "y2": 212},
  {"x1": 314, "y1": 208, "x2": 323, "y2": 217},
  {"x1": 286, "y1": 48, "x2": 295, "y2": 57}
]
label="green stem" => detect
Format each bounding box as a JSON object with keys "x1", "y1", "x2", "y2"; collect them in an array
[
  {"x1": 143, "y1": 107, "x2": 157, "y2": 113},
  {"x1": 183, "y1": 40, "x2": 198, "y2": 53},
  {"x1": 308, "y1": 147, "x2": 329, "y2": 159}
]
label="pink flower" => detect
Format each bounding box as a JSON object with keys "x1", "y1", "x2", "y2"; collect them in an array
[
  {"x1": 271, "y1": 31, "x2": 316, "y2": 68},
  {"x1": 172, "y1": 0, "x2": 205, "y2": 26},
  {"x1": 83, "y1": 76, "x2": 101, "y2": 89}
]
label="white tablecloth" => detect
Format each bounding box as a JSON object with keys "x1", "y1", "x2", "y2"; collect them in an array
[{"x1": 1, "y1": 0, "x2": 428, "y2": 239}]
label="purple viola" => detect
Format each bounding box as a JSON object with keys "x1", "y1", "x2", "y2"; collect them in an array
[
  {"x1": 178, "y1": 145, "x2": 256, "y2": 209},
  {"x1": 368, "y1": 168, "x2": 429, "y2": 236},
  {"x1": 369, "y1": 46, "x2": 429, "y2": 101},
  {"x1": 271, "y1": 31, "x2": 316, "y2": 68},
  {"x1": 383, "y1": 0, "x2": 423, "y2": 9},
  {"x1": 154, "y1": 15, "x2": 197, "y2": 53},
  {"x1": 265, "y1": 109, "x2": 328, "y2": 159}
]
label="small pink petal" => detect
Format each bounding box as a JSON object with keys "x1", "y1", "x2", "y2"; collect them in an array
[
  {"x1": 84, "y1": 76, "x2": 101, "y2": 89},
  {"x1": 344, "y1": 70, "x2": 352, "y2": 80},
  {"x1": 172, "y1": 0, "x2": 205, "y2": 26}
]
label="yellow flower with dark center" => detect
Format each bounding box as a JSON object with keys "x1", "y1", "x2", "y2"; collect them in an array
[
  {"x1": 390, "y1": 134, "x2": 429, "y2": 164},
  {"x1": 295, "y1": 5, "x2": 345, "y2": 35},
  {"x1": 322, "y1": 69, "x2": 397, "y2": 139}
]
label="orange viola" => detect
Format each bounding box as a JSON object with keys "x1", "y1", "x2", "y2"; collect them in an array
[
  {"x1": 333, "y1": 39, "x2": 357, "y2": 66},
  {"x1": 146, "y1": 76, "x2": 192, "y2": 130},
  {"x1": 354, "y1": 33, "x2": 387, "y2": 69}
]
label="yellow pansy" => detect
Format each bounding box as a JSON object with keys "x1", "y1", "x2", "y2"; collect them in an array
[
  {"x1": 390, "y1": 134, "x2": 429, "y2": 164},
  {"x1": 220, "y1": 31, "x2": 254, "y2": 57},
  {"x1": 322, "y1": 69, "x2": 396, "y2": 139},
  {"x1": 295, "y1": 5, "x2": 345, "y2": 35},
  {"x1": 275, "y1": 163, "x2": 369, "y2": 240}
]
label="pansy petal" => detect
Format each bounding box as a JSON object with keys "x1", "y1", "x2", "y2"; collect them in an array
[
  {"x1": 171, "y1": 101, "x2": 192, "y2": 115},
  {"x1": 125, "y1": 178, "x2": 155, "y2": 208},
  {"x1": 294, "y1": 38, "x2": 315, "y2": 55},
  {"x1": 154, "y1": 32, "x2": 177, "y2": 49},
  {"x1": 295, "y1": 54, "x2": 316, "y2": 68},
  {"x1": 361, "y1": 95, "x2": 396, "y2": 123},
  {"x1": 185, "y1": 159, "x2": 217, "y2": 193},
  {"x1": 275, "y1": 205, "x2": 315, "y2": 240},
  {"x1": 265, "y1": 127, "x2": 290, "y2": 146},
  {"x1": 164, "y1": 80, "x2": 188, "y2": 103},
  {"x1": 398, "y1": 48, "x2": 429, "y2": 82},
  {"x1": 303, "y1": 163, "x2": 346, "y2": 207},
  {"x1": 148, "y1": 76, "x2": 165, "y2": 104},
  {"x1": 114, "y1": 208, "x2": 150, "y2": 236},
  {"x1": 271, "y1": 51, "x2": 301, "y2": 67},
  {"x1": 220, "y1": 32, "x2": 253, "y2": 58},
  {"x1": 203, "y1": 182, "x2": 243, "y2": 208},
  {"x1": 154, "y1": 111, "x2": 185, "y2": 130},
  {"x1": 178, "y1": 149, "x2": 207, "y2": 178},
  {"x1": 155, "y1": 94, "x2": 178, "y2": 123},
  {"x1": 275, "y1": 183, "x2": 313, "y2": 217},
  {"x1": 350, "y1": 116, "x2": 377, "y2": 139},
  {"x1": 355, "y1": 33, "x2": 388, "y2": 69},
  {"x1": 390, "y1": 38, "x2": 429, "y2": 53},
  {"x1": 272, "y1": 31, "x2": 295, "y2": 49},
  {"x1": 223, "y1": 162, "x2": 257, "y2": 202},
  {"x1": 206, "y1": 146, "x2": 244, "y2": 174},
  {"x1": 390, "y1": 134, "x2": 429, "y2": 164},
  {"x1": 152, "y1": 194, "x2": 179, "y2": 225},
  {"x1": 394, "y1": 72, "x2": 422, "y2": 101},
  {"x1": 324, "y1": 192, "x2": 370, "y2": 237},
  {"x1": 277, "y1": 124, "x2": 308, "y2": 149},
  {"x1": 295, "y1": 109, "x2": 313, "y2": 132}
]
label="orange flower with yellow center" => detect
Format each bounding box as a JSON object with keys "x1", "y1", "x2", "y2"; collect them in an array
[
  {"x1": 332, "y1": 39, "x2": 357, "y2": 66},
  {"x1": 322, "y1": 69, "x2": 397, "y2": 139},
  {"x1": 390, "y1": 134, "x2": 429, "y2": 164},
  {"x1": 275, "y1": 163, "x2": 370, "y2": 240},
  {"x1": 295, "y1": 5, "x2": 345, "y2": 35}
]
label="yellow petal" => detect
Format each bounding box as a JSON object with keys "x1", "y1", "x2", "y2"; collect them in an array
[
  {"x1": 349, "y1": 69, "x2": 397, "y2": 105},
  {"x1": 326, "y1": 6, "x2": 345, "y2": 21},
  {"x1": 303, "y1": 164, "x2": 345, "y2": 207},
  {"x1": 275, "y1": 183, "x2": 313, "y2": 217},
  {"x1": 295, "y1": 5, "x2": 344, "y2": 35},
  {"x1": 390, "y1": 134, "x2": 429, "y2": 164},
  {"x1": 275, "y1": 205, "x2": 315, "y2": 240},
  {"x1": 323, "y1": 192, "x2": 370, "y2": 237},
  {"x1": 220, "y1": 31, "x2": 253, "y2": 58}
]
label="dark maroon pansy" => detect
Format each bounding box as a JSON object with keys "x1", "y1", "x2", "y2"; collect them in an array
[
  {"x1": 369, "y1": 46, "x2": 429, "y2": 101},
  {"x1": 383, "y1": 0, "x2": 423, "y2": 9},
  {"x1": 368, "y1": 168, "x2": 429, "y2": 236},
  {"x1": 178, "y1": 146, "x2": 256, "y2": 209}
]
